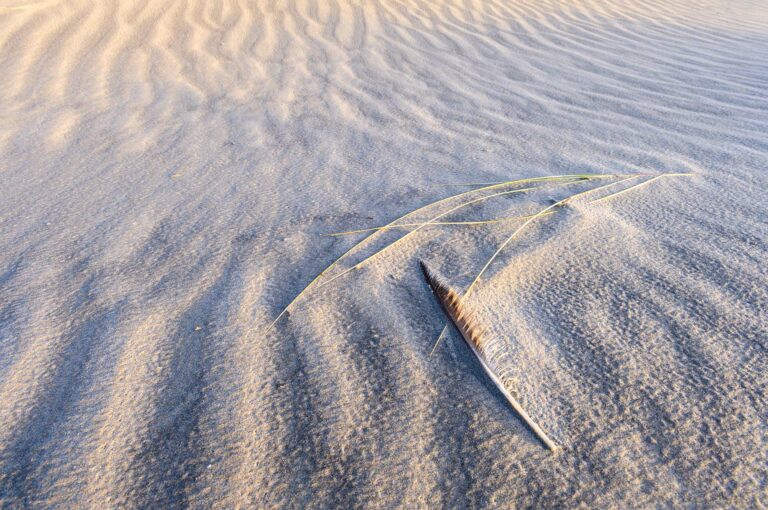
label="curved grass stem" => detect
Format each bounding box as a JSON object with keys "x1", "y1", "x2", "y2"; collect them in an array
[
  {"x1": 592, "y1": 173, "x2": 692, "y2": 204},
  {"x1": 263, "y1": 174, "x2": 619, "y2": 336},
  {"x1": 323, "y1": 212, "x2": 557, "y2": 237},
  {"x1": 314, "y1": 187, "x2": 536, "y2": 290}
]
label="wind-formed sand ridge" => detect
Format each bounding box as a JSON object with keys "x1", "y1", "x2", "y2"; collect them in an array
[{"x1": 0, "y1": 0, "x2": 767, "y2": 507}]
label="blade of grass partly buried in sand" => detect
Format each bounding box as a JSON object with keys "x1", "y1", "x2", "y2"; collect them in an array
[
  {"x1": 428, "y1": 176, "x2": 638, "y2": 356},
  {"x1": 325, "y1": 175, "x2": 624, "y2": 238},
  {"x1": 433, "y1": 182, "x2": 514, "y2": 187},
  {"x1": 323, "y1": 212, "x2": 557, "y2": 237},
  {"x1": 314, "y1": 187, "x2": 537, "y2": 290},
  {"x1": 315, "y1": 175, "x2": 624, "y2": 290},
  {"x1": 263, "y1": 174, "x2": 617, "y2": 335},
  {"x1": 465, "y1": 177, "x2": 639, "y2": 296},
  {"x1": 431, "y1": 173, "x2": 633, "y2": 188},
  {"x1": 591, "y1": 173, "x2": 693, "y2": 203},
  {"x1": 421, "y1": 261, "x2": 559, "y2": 451}
]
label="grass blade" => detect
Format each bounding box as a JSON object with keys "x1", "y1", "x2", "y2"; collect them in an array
[
  {"x1": 323, "y1": 212, "x2": 557, "y2": 237},
  {"x1": 592, "y1": 173, "x2": 693, "y2": 204},
  {"x1": 263, "y1": 174, "x2": 619, "y2": 335}
]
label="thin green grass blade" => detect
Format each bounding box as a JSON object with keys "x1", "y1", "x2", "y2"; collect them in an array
[
  {"x1": 316, "y1": 176, "x2": 623, "y2": 289},
  {"x1": 314, "y1": 187, "x2": 538, "y2": 290},
  {"x1": 323, "y1": 211, "x2": 557, "y2": 237},
  {"x1": 263, "y1": 174, "x2": 618, "y2": 335},
  {"x1": 592, "y1": 173, "x2": 693, "y2": 203},
  {"x1": 464, "y1": 178, "x2": 637, "y2": 297}
]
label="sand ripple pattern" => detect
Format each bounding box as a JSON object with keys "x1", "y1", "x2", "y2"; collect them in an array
[{"x1": 0, "y1": 0, "x2": 767, "y2": 507}]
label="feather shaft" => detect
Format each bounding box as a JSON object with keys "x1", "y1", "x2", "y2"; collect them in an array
[{"x1": 421, "y1": 262, "x2": 559, "y2": 452}]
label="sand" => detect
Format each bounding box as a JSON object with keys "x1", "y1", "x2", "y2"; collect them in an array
[{"x1": 0, "y1": 0, "x2": 766, "y2": 507}]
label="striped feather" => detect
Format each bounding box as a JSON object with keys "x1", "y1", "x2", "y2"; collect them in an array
[{"x1": 420, "y1": 261, "x2": 559, "y2": 452}]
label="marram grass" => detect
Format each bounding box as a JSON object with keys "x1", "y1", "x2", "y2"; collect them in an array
[
  {"x1": 261, "y1": 173, "x2": 615, "y2": 336},
  {"x1": 315, "y1": 175, "x2": 622, "y2": 289},
  {"x1": 592, "y1": 173, "x2": 692, "y2": 203},
  {"x1": 261, "y1": 172, "x2": 660, "y2": 337},
  {"x1": 323, "y1": 211, "x2": 557, "y2": 237}
]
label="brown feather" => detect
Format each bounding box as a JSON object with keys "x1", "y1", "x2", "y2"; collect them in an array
[{"x1": 420, "y1": 261, "x2": 559, "y2": 452}]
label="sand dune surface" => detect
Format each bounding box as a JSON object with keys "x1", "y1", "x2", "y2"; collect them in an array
[{"x1": 0, "y1": 0, "x2": 767, "y2": 507}]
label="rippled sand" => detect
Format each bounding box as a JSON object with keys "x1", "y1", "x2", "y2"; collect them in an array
[{"x1": 0, "y1": 0, "x2": 766, "y2": 507}]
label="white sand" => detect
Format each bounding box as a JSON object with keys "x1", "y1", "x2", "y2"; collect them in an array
[{"x1": 0, "y1": 0, "x2": 766, "y2": 507}]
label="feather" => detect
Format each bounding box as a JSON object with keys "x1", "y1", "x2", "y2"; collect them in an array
[{"x1": 420, "y1": 261, "x2": 559, "y2": 452}]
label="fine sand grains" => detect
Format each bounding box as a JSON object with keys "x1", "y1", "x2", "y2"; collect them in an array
[{"x1": 0, "y1": 0, "x2": 767, "y2": 508}]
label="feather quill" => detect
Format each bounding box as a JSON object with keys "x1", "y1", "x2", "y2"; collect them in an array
[{"x1": 420, "y1": 261, "x2": 559, "y2": 452}]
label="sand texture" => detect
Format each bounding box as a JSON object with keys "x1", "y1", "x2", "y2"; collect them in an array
[{"x1": 1, "y1": 0, "x2": 767, "y2": 507}]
